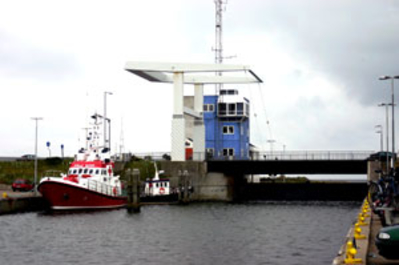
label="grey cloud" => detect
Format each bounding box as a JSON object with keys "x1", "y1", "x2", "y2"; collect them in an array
[
  {"x1": 0, "y1": 31, "x2": 80, "y2": 81},
  {"x1": 228, "y1": 0, "x2": 399, "y2": 106}
]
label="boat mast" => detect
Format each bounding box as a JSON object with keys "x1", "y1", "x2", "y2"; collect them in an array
[
  {"x1": 104, "y1": 91, "x2": 113, "y2": 150},
  {"x1": 119, "y1": 117, "x2": 125, "y2": 159}
]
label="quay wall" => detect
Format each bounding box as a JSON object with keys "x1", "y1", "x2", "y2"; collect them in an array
[
  {"x1": 159, "y1": 161, "x2": 368, "y2": 202},
  {"x1": 240, "y1": 182, "x2": 367, "y2": 201},
  {"x1": 160, "y1": 161, "x2": 234, "y2": 201},
  {"x1": 332, "y1": 200, "x2": 371, "y2": 264},
  {"x1": 0, "y1": 196, "x2": 46, "y2": 215}
]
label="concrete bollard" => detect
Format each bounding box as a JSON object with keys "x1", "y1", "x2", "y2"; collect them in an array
[{"x1": 127, "y1": 169, "x2": 141, "y2": 213}]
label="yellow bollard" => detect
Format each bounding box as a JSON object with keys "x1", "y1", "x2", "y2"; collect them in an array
[
  {"x1": 354, "y1": 226, "x2": 366, "y2": 240},
  {"x1": 344, "y1": 241, "x2": 362, "y2": 264},
  {"x1": 2, "y1": 192, "x2": 7, "y2": 199},
  {"x1": 357, "y1": 216, "x2": 368, "y2": 226},
  {"x1": 362, "y1": 208, "x2": 370, "y2": 218}
]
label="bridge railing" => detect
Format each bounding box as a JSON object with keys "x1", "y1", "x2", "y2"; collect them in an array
[
  {"x1": 131, "y1": 151, "x2": 374, "y2": 161},
  {"x1": 248, "y1": 151, "x2": 374, "y2": 161}
]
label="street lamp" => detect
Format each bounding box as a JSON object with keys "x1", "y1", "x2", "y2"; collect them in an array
[
  {"x1": 267, "y1": 139, "x2": 276, "y2": 159},
  {"x1": 104, "y1": 91, "x2": 113, "y2": 149},
  {"x1": 379, "y1": 75, "x2": 399, "y2": 168},
  {"x1": 31, "y1": 117, "x2": 43, "y2": 196},
  {"x1": 375, "y1": 125, "x2": 383, "y2": 152},
  {"x1": 378, "y1": 103, "x2": 392, "y2": 173}
]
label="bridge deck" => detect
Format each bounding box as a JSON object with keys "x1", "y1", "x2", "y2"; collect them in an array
[{"x1": 207, "y1": 160, "x2": 368, "y2": 175}]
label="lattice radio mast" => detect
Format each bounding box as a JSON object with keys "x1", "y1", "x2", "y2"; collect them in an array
[{"x1": 214, "y1": 0, "x2": 227, "y2": 93}]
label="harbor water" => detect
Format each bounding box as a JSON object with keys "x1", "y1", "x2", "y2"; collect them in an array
[{"x1": 0, "y1": 201, "x2": 360, "y2": 265}]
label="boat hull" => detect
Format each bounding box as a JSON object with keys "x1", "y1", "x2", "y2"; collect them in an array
[{"x1": 38, "y1": 181, "x2": 127, "y2": 211}]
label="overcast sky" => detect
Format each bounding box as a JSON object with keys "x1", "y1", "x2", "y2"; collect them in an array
[{"x1": 1, "y1": 0, "x2": 398, "y2": 157}]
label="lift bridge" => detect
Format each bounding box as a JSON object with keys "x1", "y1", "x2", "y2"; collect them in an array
[{"x1": 125, "y1": 62, "x2": 373, "y2": 177}]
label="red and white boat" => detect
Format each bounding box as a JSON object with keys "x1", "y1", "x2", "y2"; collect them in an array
[{"x1": 38, "y1": 114, "x2": 127, "y2": 211}]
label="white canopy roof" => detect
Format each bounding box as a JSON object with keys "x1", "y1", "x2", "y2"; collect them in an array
[{"x1": 124, "y1": 61, "x2": 263, "y2": 85}]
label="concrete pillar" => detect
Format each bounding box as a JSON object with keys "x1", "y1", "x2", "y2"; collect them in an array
[
  {"x1": 171, "y1": 72, "x2": 186, "y2": 161},
  {"x1": 193, "y1": 84, "x2": 205, "y2": 160}
]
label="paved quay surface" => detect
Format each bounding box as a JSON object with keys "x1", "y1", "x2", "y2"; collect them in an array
[
  {"x1": 0, "y1": 185, "x2": 39, "y2": 199},
  {"x1": 333, "y1": 200, "x2": 399, "y2": 265},
  {"x1": 367, "y1": 213, "x2": 399, "y2": 264}
]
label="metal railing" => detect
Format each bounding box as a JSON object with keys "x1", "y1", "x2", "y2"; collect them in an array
[
  {"x1": 87, "y1": 179, "x2": 120, "y2": 196},
  {"x1": 132, "y1": 150, "x2": 375, "y2": 161},
  {"x1": 248, "y1": 151, "x2": 374, "y2": 161}
]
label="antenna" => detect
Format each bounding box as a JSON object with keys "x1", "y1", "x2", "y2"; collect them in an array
[
  {"x1": 119, "y1": 117, "x2": 125, "y2": 157},
  {"x1": 82, "y1": 127, "x2": 90, "y2": 150},
  {"x1": 214, "y1": 0, "x2": 228, "y2": 92},
  {"x1": 214, "y1": 0, "x2": 226, "y2": 65},
  {"x1": 213, "y1": 0, "x2": 228, "y2": 157}
]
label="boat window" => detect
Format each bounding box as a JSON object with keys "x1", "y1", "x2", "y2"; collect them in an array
[
  {"x1": 84, "y1": 169, "x2": 88, "y2": 174},
  {"x1": 102, "y1": 170, "x2": 106, "y2": 175},
  {"x1": 156, "y1": 183, "x2": 159, "y2": 188},
  {"x1": 165, "y1": 182, "x2": 168, "y2": 187},
  {"x1": 89, "y1": 169, "x2": 93, "y2": 174},
  {"x1": 73, "y1": 169, "x2": 77, "y2": 174},
  {"x1": 95, "y1": 169, "x2": 100, "y2": 175},
  {"x1": 69, "y1": 169, "x2": 73, "y2": 174},
  {"x1": 78, "y1": 169, "x2": 83, "y2": 174}
]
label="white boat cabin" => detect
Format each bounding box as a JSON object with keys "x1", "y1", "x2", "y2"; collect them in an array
[{"x1": 144, "y1": 179, "x2": 170, "y2": 196}]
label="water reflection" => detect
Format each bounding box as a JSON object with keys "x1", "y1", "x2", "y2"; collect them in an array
[{"x1": 0, "y1": 201, "x2": 360, "y2": 265}]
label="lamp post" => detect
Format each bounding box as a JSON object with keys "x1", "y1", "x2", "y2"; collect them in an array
[
  {"x1": 283, "y1": 144, "x2": 286, "y2": 159},
  {"x1": 104, "y1": 91, "x2": 113, "y2": 149},
  {"x1": 267, "y1": 139, "x2": 276, "y2": 159},
  {"x1": 379, "y1": 103, "x2": 392, "y2": 173},
  {"x1": 379, "y1": 75, "x2": 399, "y2": 169},
  {"x1": 31, "y1": 117, "x2": 42, "y2": 196},
  {"x1": 375, "y1": 125, "x2": 383, "y2": 152}
]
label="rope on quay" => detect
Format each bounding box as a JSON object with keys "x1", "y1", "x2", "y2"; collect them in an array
[{"x1": 332, "y1": 199, "x2": 372, "y2": 265}]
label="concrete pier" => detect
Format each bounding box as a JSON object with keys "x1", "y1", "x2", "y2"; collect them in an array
[
  {"x1": 0, "y1": 187, "x2": 47, "y2": 215},
  {"x1": 332, "y1": 200, "x2": 371, "y2": 264},
  {"x1": 160, "y1": 161, "x2": 235, "y2": 202},
  {"x1": 333, "y1": 199, "x2": 399, "y2": 265}
]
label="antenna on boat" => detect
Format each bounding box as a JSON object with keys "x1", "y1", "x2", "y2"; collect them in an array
[
  {"x1": 82, "y1": 127, "x2": 90, "y2": 150},
  {"x1": 153, "y1": 162, "x2": 159, "y2": 181},
  {"x1": 119, "y1": 117, "x2": 125, "y2": 159},
  {"x1": 104, "y1": 91, "x2": 113, "y2": 151}
]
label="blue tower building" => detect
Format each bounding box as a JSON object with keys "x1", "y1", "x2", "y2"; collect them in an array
[{"x1": 204, "y1": 89, "x2": 250, "y2": 160}]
